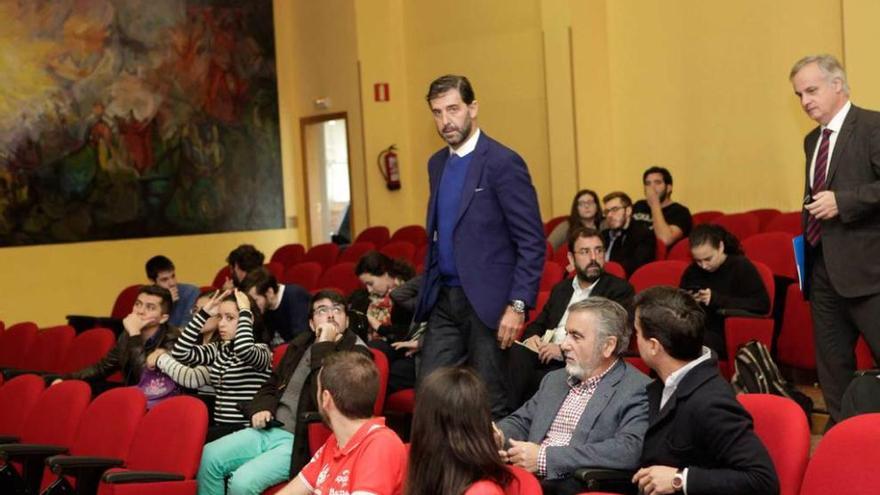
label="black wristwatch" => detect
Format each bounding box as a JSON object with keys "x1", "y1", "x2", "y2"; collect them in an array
[{"x1": 509, "y1": 299, "x2": 526, "y2": 314}]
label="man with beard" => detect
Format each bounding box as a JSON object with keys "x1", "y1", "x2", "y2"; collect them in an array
[
  {"x1": 507, "y1": 227, "x2": 635, "y2": 410},
  {"x1": 601, "y1": 192, "x2": 656, "y2": 276},
  {"x1": 415, "y1": 74, "x2": 545, "y2": 418},
  {"x1": 631, "y1": 166, "x2": 693, "y2": 247},
  {"x1": 496, "y1": 297, "x2": 650, "y2": 495}
]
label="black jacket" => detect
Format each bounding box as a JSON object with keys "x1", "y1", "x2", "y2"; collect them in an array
[
  {"x1": 602, "y1": 221, "x2": 656, "y2": 277},
  {"x1": 64, "y1": 324, "x2": 179, "y2": 385},
  {"x1": 641, "y1": 358, "x2": 779, "y2": 495}
]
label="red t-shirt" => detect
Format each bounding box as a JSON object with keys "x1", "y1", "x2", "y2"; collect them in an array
[
  {"x1": 464, "y1": 480, "x2": 506, "y2": 495},
  {"x1": 298, "y1": 417, "x2": 407, "y2": 495}
]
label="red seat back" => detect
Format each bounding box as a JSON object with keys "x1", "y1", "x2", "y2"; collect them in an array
[
  {"x1": 540, "y1": 262, "x2": 565, "y2": 291},
  {"x1": 379, "y1": 241, "x2": 417, "y2": 265},
  {"x1": 61, "y1": 328, "x2": 117, "y2": 374},
  {"x1": 776, "y1": 285, "x2": 815, "y2": 370},
  {"x1": 553, "y1": 243, "x2": 569, "y2": 268},
  {"x1": 711, "y1": 212, "x2": 760, "y2": 241},
  {"x1": 543, "y1": 215, "x2": 568, "y2": 237},
  {"x1": 70, "y1": 387, "x2": 146, "y2": 458},
  {"x1": 316, "y1": 262, "x2": 360, "y2": 296},
  {"x1": 743, "y1": 232, "x2": 797, "y2": 280},
  {"x1": 747, "y1": 208, "x2": 782, "y2": 231},
  {"x1": 265, "y1": 262, "x2": 285, "y2": 281},
  {"x1": 272, "y1": 344, "x2": 289, "y2": 370},
  {"x1": 390, "y1": 225, "x2": 428, "y2": 247},
  {"x1": 505, "y1": 465, "x2": 543, "y2": 495},
  {"x1": 691, "y1": 210, "x2": 723, "y2": 226},
  {"x1": 336, "y1": 242, "x2": 376, "y2": 264},
  {"x1": 525, "y1": 291, "x2": 550, "y2": 329},
  {"x1": 737, "y1": 394, "x2": 810, "y2": 495},
  {"x1": 270, "y1": 243, "x2": 306, "y2": 268},
  {"x1": 764, "y1": 211, "x2": 802, "y2": 236},
  {"x1": 800, "y1": 413, "x2": 880, "y2": 495},
  {"x1": 354, "y1": 226, "x2": 390, "y2": 248},
  {"x1": 26, "y1": 325, "x2": 76, "y2": 373},
  {"x1": 281, "y1": 262, "x2": 323, "y2": 291},
  {"x1": 212, "y1": 266, "x2": 231, "y2": 290},
  {"x1": 20, "y1": 380, "x2": 91, "y2": 446},
  {"x1": 604, "y1": 261, "x2": 626, "y2": 280},
  {"x1": 124, "y1": 396, "x2": 208, "y2": 477},
  {"x1": 111, "y1": 285, "x2": 143, "y2": 320},
  {"x1": 665, "y1": 238, "x2": 692, "y2": 262},
  {"x1": 0, "y1": 321, "x2": 39, "y2": 369},
  {"x1": 751, "y1": 260, "x2": 776, "y2": 315},
  {"x1": 629, "y1": 261, "x2": 689, "y2": 293},
  {"x1": 304, "y1": 243, "x2": 341, "y2": 270},
  {"x1": 368, "y1": 348, "x2": 389, "y2": 415},
  {"x1": 0, "y1": 374, "x2": 45, "y2": 438}
]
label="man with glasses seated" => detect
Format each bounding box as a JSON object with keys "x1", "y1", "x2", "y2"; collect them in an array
[
  {"x1": 196, "y1": 290, "x2": 370, "y2": 495},
  {"x1": 508, "y1": 227, "x2": 635, "y2": 411},
  {"x1": 601, "y1": 191, "x2": 656, "y2": 276}
]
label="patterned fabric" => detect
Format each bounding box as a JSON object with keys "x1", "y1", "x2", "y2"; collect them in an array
[
  {"x1": 536, "y1": 360, "x2": 618, "y2": 476},
  {"x1": 367, "y1": 294, "x2": 393, "y2": 327},
  {"x1": 806, "y1": 128, "x2": 833, "y2": 246}
]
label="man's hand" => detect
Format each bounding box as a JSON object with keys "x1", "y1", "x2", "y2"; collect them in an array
[
  {"x1": 51, "y1": 378, "x2": 63, "y2": 386},
  {"x1": 538, "y1": 343, "x2": 562, "y2": 364},
  {"x1": 806, "y1": 190, "x2": 839, "y2": 220},
  {"x1": 234, "y1": 289, "x2": 251, "y2": 311},
  {"x1": 633, "y1": 465, "x2": 679, "y2": 495},
  {"x1": 146, "y1": 348, "x2": 167, "y2": 370},
  {"x1": 506, "y1": 439, "x2": 540, "y2": 473},
  {"x1": 693, "y1": 288, "x2": 711, "y2": 306},
  {"x1": 391, "y1": 339, "x2": 421, "y2": 357},
  {"x1": 251, "y1": 410, "x2": 273, "y2": 429},
  {"x1": 497, "y1": 306, "x2": 524, "y2": 350},
  {"x1": 522, "y1": 335, "x2": 542, "y2": 352},
  {"x1": 645, "y1": 184, "x2": 662, "y2": 208},
  {"x1": 492, "y1": 422, "x2": 505, "y2": 450},
  {"x1": 169, "y1": 285, "x2": 180, "y2": 302},
  {"x1": 315, "y1": 323, "x2": 343, "y2": 343},
  {"x1": 123, "y1": 312, "x2": 154, "y2": 336}
]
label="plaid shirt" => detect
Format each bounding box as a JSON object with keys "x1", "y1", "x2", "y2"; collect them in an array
[{"x1": 537, "y1": 359, "x2": 618, "y2": 477}]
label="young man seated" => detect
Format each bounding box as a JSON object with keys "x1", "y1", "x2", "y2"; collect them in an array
[
  {"x1": 146, "y1": 255, "x2": 200, "y2": 327},
  {"x1": 241, "y1": 267, "x2": 311, "y2": 343},
  {"x1": 195, "y1": 290, "x2": 371, "y2": 495},
  {"x1": 225, "y1": 244, "x2": 265, "y2": 289},
  {"x1": 632, "y1": 286, "x2": 778, "y2": 495},
  {"x1": 277, "y1": 351, "x2": 407, "y2": 495},
  {"x1": 55, "y1": 285, "x2": 179, "y2": 393}
]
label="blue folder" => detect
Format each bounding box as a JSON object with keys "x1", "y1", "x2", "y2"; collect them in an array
[{"x1": 793, "y1": 235, "x2": 806, "y2": 291}]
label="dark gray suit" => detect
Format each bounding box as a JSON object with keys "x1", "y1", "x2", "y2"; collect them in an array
[
  {"x1": 497, "y1": 359, "x2": 650, "y2": 484},
  {"x1": 803, "y1": 104, "x2": 880, "y2": 423}
]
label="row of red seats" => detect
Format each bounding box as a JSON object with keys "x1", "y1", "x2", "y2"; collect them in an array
[
  {"x1": 0, "y1": 324, "x2": 115, "y2": 376},
  {"x1": 0, "y1": 376, "x2": 205, "y2": 494}
]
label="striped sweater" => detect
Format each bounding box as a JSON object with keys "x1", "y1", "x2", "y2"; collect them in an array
[{"x1": 171, "y1": 308, "x2": 272, "y2": 424}]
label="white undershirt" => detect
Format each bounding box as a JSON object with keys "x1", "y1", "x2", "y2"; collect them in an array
[{"x1": 809, "y1": 100, "x2": 851, "y2": 187}]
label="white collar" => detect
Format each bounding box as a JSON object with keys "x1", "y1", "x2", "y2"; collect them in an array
[
  {"x1": 271, "y1": 284, "x2": 286, "y2": 311},
  {"x1": 571, "y1": 275, "x2": 599, "y2": 295},
  {"x1": 663, "y1": 346, "x2": 713, "y2": 390},
  {"x1": 824, "y1": 100, "x2": 851, "y2": 133},
  {"x1": 449, "y1": 128, "x2": 481, "y2": 157}
]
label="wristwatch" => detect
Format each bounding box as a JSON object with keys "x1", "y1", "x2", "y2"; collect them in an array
[
  {"x1": 671, "y1": 468, "x2": 685, "y2": 492},
  {"x1": 509, "y1": 299, "x2": 526, "y2": 314}
]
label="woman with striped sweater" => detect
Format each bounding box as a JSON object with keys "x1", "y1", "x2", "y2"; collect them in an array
[{"x1": 172, "y1": 289, "x2": 272, "y2": 440}]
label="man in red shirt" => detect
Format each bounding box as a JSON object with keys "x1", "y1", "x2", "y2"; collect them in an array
[{"x1": 277, "y1": 351, "x2": 407, "y2": 495}]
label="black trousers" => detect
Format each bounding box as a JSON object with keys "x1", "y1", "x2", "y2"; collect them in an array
[
  {"x1": 419, "y1": 286, "x2": 510, "y2": 418},
  {"x1": 810, "y1": 248, "x2": 880, "y2": 426},
  {"x1": 507, "y1": 342, "x2": 564, "y2": 412},
  {"x1": 841, "y1": 374, "x2": 880, "y2": 420}
]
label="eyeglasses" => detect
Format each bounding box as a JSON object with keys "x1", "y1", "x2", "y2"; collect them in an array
[
  {"x1": 314, "y1": 304, "x2": 345, "y2": 317},
  {"x1": 603, "y1": 206, "x2": 626, "y2": 215},
  {"x1": 574, "y1": 247, "x2": 605, "y2": 256}
]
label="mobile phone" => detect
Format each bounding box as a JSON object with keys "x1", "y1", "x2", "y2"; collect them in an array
[{"x1": 803, "y1": 194, "x2": 814, "y2": 206}]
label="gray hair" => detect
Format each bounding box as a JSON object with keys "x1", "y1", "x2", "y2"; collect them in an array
[
  {"x1": 567, "y1": 297, "x2": 630, "y2": 355},
  {"x1": 789, "y1": 54, "x2": 850, "y2": 95}
]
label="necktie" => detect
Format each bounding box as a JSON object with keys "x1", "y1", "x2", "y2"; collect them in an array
[{"x1": 806, "y1": 128, "x2": 833, "y2": 246}]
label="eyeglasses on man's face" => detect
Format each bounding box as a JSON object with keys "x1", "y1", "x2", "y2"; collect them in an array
[
  {"x1": 603, "y1": 205, "x2": 626, "y2": 215},
  {"x1": 314, "y1": 304, "x2": 345, "y2": 317}
]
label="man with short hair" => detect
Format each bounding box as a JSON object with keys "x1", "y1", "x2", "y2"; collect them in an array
[
  {"x1": 632, "y1": 286, "x2": 778, "y2": 495},
  {"x1": 55, "y1": 285, "x2": 179, "y2": 387},
  {"x1": 146, "y1": 255, "x2": 200, "y2": 327},
  {"x1": 508, "y1": 227, "x2": 635, "y2": 409},
  {"x1": 196, "y1": 290, "x2": 370, "y2": 495},
  {"x1": 790, "y1": 53, "x2": 880, "y2": 426},
  {"x1": 225, "y1": 244, "x2": 266, "y2": 289},
  {"x1": 277, "y1": 352, "x2": 407, "y2": 495},
  {"x1": 631, "y1": 167, "x2": 692, "y2": 247},
  {"x1": 601, "y1": 191, "x2": 656, "y2": 276},
  {"x1": 496, "y1": 297, "x2": 650, "y2": 495},
  {"x1": 416, "y1": 74, "x2": 546, "y2": 418},
  {"x1": 241, "y1": 267, "x2": 311, "y2": 343}
]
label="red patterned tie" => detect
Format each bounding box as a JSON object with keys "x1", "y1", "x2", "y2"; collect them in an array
[{"x1": 806, "y1": 128, "x2": 833, "y2": 246}]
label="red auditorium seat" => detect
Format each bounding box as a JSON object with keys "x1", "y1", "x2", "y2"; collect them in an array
[
  {"x1": 711, "y1": 212, "x2": 760, "y2": 241},
  {"x1": 281, "y1": 262, "x2": 323, "y2": 291},
  {"x1": 553, "y1": 243, "x2": 569, "y2": 268},
  {"x1": 742, "y1": 232, "x2": 798, "y2": 280},
  {"x1": 390, "y1": 225, "x2": 428, "y2": 247},
  {"x1": 544, "y1": 215, "x2": 567, "y2": 237},
  {"x1": 737, "y1": 394, "x2": 810, "y2": 495},
  {"x1": 61, "y1": 328, "x2": 117, "y2": 374},
  {"x1": 265, "y1": 262, "x2": 285, "y2": 281},
  {"x1": 0, "y1": 380, "x2": 91, "y2": 494},
  {"x1": 0, "y1": 374, "x2": 45, "y2": 443},
  {"x1": 316, "y1": 262, "x2": 361, "y2": 296},
  {"x1": 211, "y1": 266, "x2": 230, "y2": 290},
  {"x1": 764, "y1": 211, "x2": 802, "y2": 236},
  {"x1": 385, "y1": 388, "x2": 416, "y2": 415},
  {"x1": 691, "y1": 210, "x2": 723, "y2": 226},
  {"x1": 628, "y1": 260, "x2": 688, "y2": 293},
  {"x1": 95, "y1": 396, "x2": 207, "y2": 495},
  {"x1": 111, "y1": 285, "x2": 143, "y2": 320},
  {"x1": 604, "y1": 261, "x2": 626, "y2": 280},
  {"x1": 354, "y1": 226, "x2": 390, "y2": 248},
  {"x1": 506, "y1": 465, "x2": 543, "y2": 495},
  {"x1": 270, "y1": 243, "x2": 306, "y2": 268},
  {"x1": 24, "y1": 325, "x2": 76, "y2": 373},
  {"x1": 524, "y1": 290, "x2": 551, "y2": 331},
  {"x1": 336, "y1": 241, "x2": 376, "y2": 264},
  {"x1": 540, "y1": 262, "x2": 565, "y2": 291},
  {"x1": 776, "y1": 285, "x2": 816, "y2": 370},
  {"x1": 747, "y1": 208, "x2": 782, "y2": 231},
  {"x1": 41, "y1": 387, "x2": 146, "y2": 493},
  {"x1": 415, "y1": 243, "x2": 429, "y2": 269},
  {"x1": 379, "y1": 241, "x2": 417, "y2": 265},
  {"x1": 272, "y1": 344, "x2": 289, "y2": 370},
  {"x1": 856, "y1": 337, "x2": 876, "y2": 370},
  {"x1": 799, "y1": 413, "x2": 880, "y2": 495},
  {"x1": 665, "y1": 238, "x2": 691, "y2": 262},
  {"x1": 0, "y1": 322, "x2": 39, "y2": 370},
  {"x1": 303, "y1": 243, "x2": 341, "y2": 270},
  {"x1": 722, "y1": 261, "x2": 775, "y2": 377}
]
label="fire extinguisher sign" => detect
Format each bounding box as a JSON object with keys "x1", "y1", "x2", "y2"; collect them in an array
[{"x1": 374, "y1": 83, "x2": 390, "y2": 102}]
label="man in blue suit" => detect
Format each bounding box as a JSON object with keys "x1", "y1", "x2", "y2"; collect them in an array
[{"x1": 415, "y1": 74, "x2": 545, "y2": 417}]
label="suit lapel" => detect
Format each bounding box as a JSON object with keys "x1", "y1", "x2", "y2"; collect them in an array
[
  {"x1": 572, "y1": 361, "x2": 624, "y2": 435},
  {"x1": 454, "y1": 133, "x2": 489, "y2": 228},
  {"x1": 533, "y1": 375, "x2": 571, "y2": 439},
  {"x1": 826, "y1": 106, "x2": 858, "y2": 185}
]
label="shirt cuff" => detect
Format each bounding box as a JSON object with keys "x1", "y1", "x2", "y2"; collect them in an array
[
  {"x1": 537, "y1": 445, "x2": 548, "y2": 478},
  {"x1": 682, "y1": 467, "x2": 689, "y2": 495}
]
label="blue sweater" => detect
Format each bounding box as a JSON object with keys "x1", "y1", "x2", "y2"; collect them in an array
[{"x1": 436, "y1": 152, "x2": 474, "y2": 285}]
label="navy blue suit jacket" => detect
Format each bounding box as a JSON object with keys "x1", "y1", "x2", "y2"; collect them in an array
[{"x1": 415, "y1": 131, "x2": 545, "y2": 328}]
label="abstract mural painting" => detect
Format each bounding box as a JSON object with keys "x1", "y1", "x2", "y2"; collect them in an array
[{"x1": 0, "y1": 0, "x2": 283, "y2": 246}]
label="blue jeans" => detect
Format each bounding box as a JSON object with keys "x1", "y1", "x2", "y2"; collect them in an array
[{"x1": 197, "y1": 427, "x2": 294, "y2": 495}]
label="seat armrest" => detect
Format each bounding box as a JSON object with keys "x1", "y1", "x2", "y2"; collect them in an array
[
  {"x1": 300, "y1": 411, "x2": 322, "y2": 423},
  {"x1": 573, "y1": 468, "x2": 638, "y2": 495},
  {"x1": 102, "y1": 470, "x2": 186, "y2": 484},
  {"x1": 0, "y1": 443, "x2": 68, "y2": 461},
  {"x1": 47, "y1": 455, "x2": 125, "y2": 474},
  {"x1": 717, "y1": 308, "x2": 765, "y2": 318},
  {"x1": 0, "y1": 436, "x2": 19, "y2": 444}
]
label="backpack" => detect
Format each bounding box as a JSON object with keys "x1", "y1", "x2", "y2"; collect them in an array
[{"x1": 731, "y1": 340, "x2": 814, "y2": 422}]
